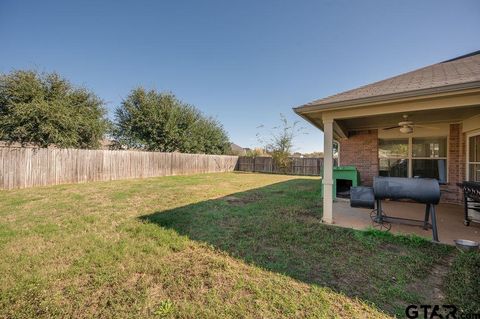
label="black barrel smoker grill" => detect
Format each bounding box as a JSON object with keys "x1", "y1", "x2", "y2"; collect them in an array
[{"x1": 350, "y1": 176, "x2": 441, "y2": 242}]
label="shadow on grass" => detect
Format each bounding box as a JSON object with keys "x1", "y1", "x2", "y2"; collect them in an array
[{"x1": 139, "y1": 178, "x2": 453, "y2": 315}]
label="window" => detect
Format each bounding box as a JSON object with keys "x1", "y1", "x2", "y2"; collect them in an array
[
  {"x1": 378, "y1": 137, "x2": 447, "y2": 182},
  {"x1": 412, "y1": 137, "x2": 447, "y2": 183},
  {"x1": 468, "y1": 134, "x2": 480, "y2": 182},
  {"x1": 379, "y1": 139, "x2": 408, "y2": 177}
]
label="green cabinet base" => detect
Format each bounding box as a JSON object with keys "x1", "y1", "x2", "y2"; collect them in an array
[{"x1": 321, "y1": 166, "x2": 359, "y2": 200}]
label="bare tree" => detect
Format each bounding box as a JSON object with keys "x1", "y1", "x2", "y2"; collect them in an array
[{"x1": 256, "y1": 113, "x2": 306, "y2": 172}]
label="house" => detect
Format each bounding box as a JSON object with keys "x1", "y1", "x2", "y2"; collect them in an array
[{"x1": 295, "y1": 51, "x2": 480, "y2": 225}]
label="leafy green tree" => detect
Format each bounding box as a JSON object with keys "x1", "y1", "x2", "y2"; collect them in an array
[
  {"x1": 0, "y1": 70, "x2": 108, "y2": 148},
  {"x1": 113, "y1": 88, "x2": 230, "y2": 154}
]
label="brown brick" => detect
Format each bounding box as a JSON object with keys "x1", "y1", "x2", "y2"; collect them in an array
[
  {"x1": 441, "y1": 123, "x2": 465, "y2": 204},
  {"x1": 339, "y1": 130, "x2": 378, "y2": 186}
]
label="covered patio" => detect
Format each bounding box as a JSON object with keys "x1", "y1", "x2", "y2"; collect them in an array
[
  {"x1": 295, "y1": 51, "x2": 480, "y2": 243},
  {"x1": 333, "y1": 200, "x2": 480, "y2": 245}
]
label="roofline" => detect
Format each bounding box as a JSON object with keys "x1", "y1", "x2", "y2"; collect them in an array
[
  {"x1": 295, "y1": 111, "x2": 324, "y2": 130},
  {"x1": 441, "y1": 50, "x2": 480, "y2": 63},
  {"x1": 294, "y1": 80, "x2": 480, "y2": 114},
  {"x1": 295, "y1": 112, "x2": 349, "y2": 140}
]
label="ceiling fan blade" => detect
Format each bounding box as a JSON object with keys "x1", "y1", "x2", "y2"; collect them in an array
[
  {"x1": 383, "y1": 125, "x2": 401, "y2": 130},
  {"x1": 412, "y1": 125, "x2": 440, "y2": 129}
]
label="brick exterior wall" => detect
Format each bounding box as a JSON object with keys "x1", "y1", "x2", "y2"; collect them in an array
[
  {"x1": 338, "y1": 125, "x2": 465, "y2": 205},
  {"x1": 339, "y1": 129, "x2": 378, "y2": 186},
  {"x1": 441, "y1": 123, "x2": 465, "y2": 204}
]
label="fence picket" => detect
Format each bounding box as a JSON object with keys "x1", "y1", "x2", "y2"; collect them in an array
[
  {"x1": 0, "y1": 148, "x2": 238, "y2": 189},
  {"x1": 236, "y1": 156, "x2": 323, "y2": 177}
]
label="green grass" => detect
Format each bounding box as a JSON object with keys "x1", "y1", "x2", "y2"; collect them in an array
[
  {"x1": 0, "y1": 172, "x2": 458, "y2": 318},
  {"x1": 444, "y1": 251, "x2": 480, "y2": 313}
]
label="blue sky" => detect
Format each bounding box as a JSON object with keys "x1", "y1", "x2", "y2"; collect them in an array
[{"x1": 1, "y1": 0, "x2": 479, "y2": 152}]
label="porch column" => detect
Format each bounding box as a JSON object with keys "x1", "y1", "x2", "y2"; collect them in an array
[{"x1": 322, "y1": 118, "x2": 334, "y2": 224}]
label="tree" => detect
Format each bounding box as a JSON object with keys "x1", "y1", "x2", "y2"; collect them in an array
[
  {"x1": 0, "y1": 70, "x2": 108, "y2": 148},
  {"x1": 256, "y1": 114, "x2": 306, "y2": 172},
  {"x1": 245, "y1": 147, "x2": 269, "y2": 157},
  {"x1": 113, "y1": 88, "x2": 230, "y2": 154},
  {"x1": 303, "y1": 151, "x2": 324, "y2": 158},
  {"x1": 257, "y1": 114, "x2": 305, "y2": 154}
]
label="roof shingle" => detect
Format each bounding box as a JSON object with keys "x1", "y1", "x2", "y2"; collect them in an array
[{"x1": 302, "y1": 50, "x2": 480, "y2": 108}]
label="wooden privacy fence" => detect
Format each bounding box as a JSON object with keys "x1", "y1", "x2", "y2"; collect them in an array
[
  {"x1": 236, "y1": 156, "x2": 323, "y2": 176},
  {"x1": 0, "y1": 148, "x2": 238, "y2": 190}
]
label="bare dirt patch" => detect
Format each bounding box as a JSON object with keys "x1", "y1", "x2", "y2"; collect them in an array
[
  {"x1": 224, "y1": 192, "x2": 263, "y2": 206},
  {"x1": 294, "y1": 209, "x2": 322, "y2": 223},
  {"x1": 408, "y1": 253, "x2": 455, "y2": 304},
  {"x1": 379, "y1": 243, "x2": 409, "y2": 256}
]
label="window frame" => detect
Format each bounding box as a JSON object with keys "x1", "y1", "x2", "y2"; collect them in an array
[
  {"x1": 411, "y1": 137, "x2": 448, "y2": 183},
  {"x1": 466, "y1": 130, "x2": 480, "y2": 182},
  {"x1": 378, "y1": 138, "x2": 409, "y2": 178},
  {"x1": 378, "y1": 136, "x2": 448, "y2": 183}
]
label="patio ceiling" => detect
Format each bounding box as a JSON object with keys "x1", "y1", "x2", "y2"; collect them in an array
[{"x1": 336, "y1": 104, "x2": 480, "y2": 132}]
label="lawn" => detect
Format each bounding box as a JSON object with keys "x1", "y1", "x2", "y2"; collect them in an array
[{"x1": 0, "y1": 172, "x2": 469, "y2": 318}]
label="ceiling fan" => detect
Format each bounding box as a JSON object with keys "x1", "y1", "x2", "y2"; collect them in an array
[{"x1": 383, "y1": 115, "x2": 438, "y2": 134}]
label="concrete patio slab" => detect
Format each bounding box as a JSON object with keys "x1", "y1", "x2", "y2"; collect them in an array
[{"x1": 333, "y1": 200, "x2": 480, "y2": 245}]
